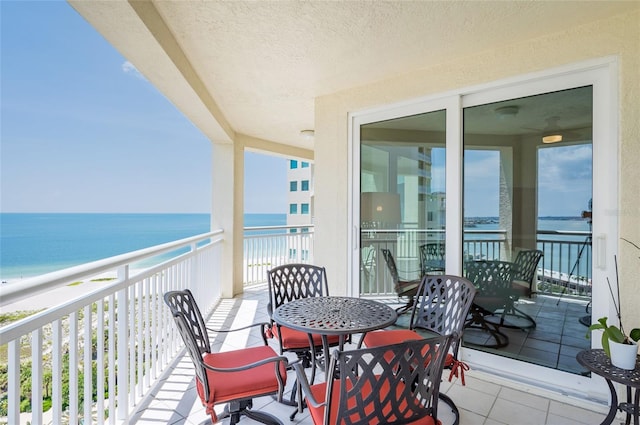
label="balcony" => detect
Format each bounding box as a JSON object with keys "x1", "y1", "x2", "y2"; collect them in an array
[{"x1": 0, "y1": 226, "x2": 611, "y2": 424}]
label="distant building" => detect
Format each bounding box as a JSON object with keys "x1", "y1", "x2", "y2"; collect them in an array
[
  {"x1": 286, "y1": 159, "x2": 313, "y2": 260},
  {"x1": 286, "y1": 159, "x2": 313, "y2": 226}
]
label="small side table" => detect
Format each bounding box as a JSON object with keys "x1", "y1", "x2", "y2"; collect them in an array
[{"x1": 576, "y1": 349, "x2": 640, "y2": 425}]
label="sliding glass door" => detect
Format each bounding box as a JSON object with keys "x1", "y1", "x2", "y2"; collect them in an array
[
  {"x1": 350, "y1": 60, "x2": 617, "y2": 398},
  {"x1": 359, "y1": 110, "x2": 447, "y2": 298},
  {"x1": 462, "y1": 86, "x2": 593, "y2": 374}
]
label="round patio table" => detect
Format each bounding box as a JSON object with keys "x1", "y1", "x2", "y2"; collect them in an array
[
  {"x1": 576, "y1": 349, "x2": 640, "y2": 425},
  {"x1": 273, "y1": 296, "x2": 397, "y2": 378}
]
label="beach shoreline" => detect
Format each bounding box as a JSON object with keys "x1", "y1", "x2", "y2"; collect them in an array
[{"x1": 0, "y1": 271, "x2": 119, "y2": 314}]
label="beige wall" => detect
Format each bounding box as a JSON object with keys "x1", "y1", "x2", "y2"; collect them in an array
[{"x1": 315, "y1": 11, "x2": 639, "y2": 326}]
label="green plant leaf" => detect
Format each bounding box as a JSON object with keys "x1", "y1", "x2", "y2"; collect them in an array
[
  {"x1": 630, "y1": 328, "x2": 640, "y2": 342},
  {"x1": 586, "y1": 317, "x2": 608, "y2": 339},
  {"x1": 606, "y1": 326, "x2": 626, "y2": 343},
  {"x1": 601, "y1": 332, "x2": 611, "y2": 357}
]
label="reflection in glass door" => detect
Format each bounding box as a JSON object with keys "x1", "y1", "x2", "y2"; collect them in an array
[
  {"x1": 461, "y1": 86, "x2": 593, "y2": 374},
  {"x1": 359, "y1": 111, "x2": 446, "y2": 299}
]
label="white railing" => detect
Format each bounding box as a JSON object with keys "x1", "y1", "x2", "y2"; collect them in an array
[
  {"x1": 243, "y1": 224, "x2": 314, "y2": 285},
  {"x1": 0, "y1": 230, "x2": 223, "y2": 425},
  {"x1": 359, "y1": 228, "x2": 592, "y2": 298}
]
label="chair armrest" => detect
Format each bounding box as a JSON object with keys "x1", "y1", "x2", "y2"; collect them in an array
[
  {"x1": 206, "y1": 322, "x2": 271, "y2": 345},
  {"x1": 396, "y1": 269, "x2": 422, "y2": 281},
  {"x1": 293, "y1": 362, "x2": 326, "y2": 413},
  {"x1": 396, "y1": 279, "x2": 420, "y2": 297},
  {"x1": 202, "y1": 353, "x2": 289, "y2": 374}
]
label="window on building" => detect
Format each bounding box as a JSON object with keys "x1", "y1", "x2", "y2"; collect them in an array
[
  {"x1": 290, "y1": 160, "x2": 298, "y2": 169},
  {"x1": 301, "y1": 162, "x2": 309, "y2": 168},
  {"x1": 301, "y1": 203, "x2": 309, "y2": 214},
  {"x1": 289, "y1": 229, "x2": 297, "y2": 233},
  {"x1": 289, "y1": 204, "x2": 297, "y2": 214},
  {"x1": 301, "y1": 180, "x2": 309, "y2": 191},
  {"x1": 290, "y1": 181, "x2": 298, "y2": 191}
]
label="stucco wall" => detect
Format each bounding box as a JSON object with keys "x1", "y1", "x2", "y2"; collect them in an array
[{"x1": 315, "y1": 11, "x2": 639, "y2": 327}]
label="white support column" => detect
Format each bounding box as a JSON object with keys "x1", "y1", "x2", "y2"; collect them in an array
[{"x1": 212, "y1": 141, "x2": 244, "y2": 297}]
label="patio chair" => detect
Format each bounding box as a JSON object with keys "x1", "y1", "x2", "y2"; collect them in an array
[
  {"x1": 361, "y1": 274, "x2": 477, "y2": 425},
  {"x1": 464, "y1": 260, "x2": 533, "y2": 348},
  {"x1": 164, "y1": 289, "x2": 288, "y2": 425},
  {"x1": 419, "y1": 242, "x2": 446, "y2": 275},
  {"x1": 361, "y1": 244, "x2": 377, "y2": 291},
  {"x1": 266, "y1": 263, "x2": 344, "y2": 410},
  {"x1": 294, "y1": 335, "x2": 454, "y2": 425},
  {"x1": 380, "y1": 248, "x2": 422, "y2": 314},
  {"x1": 512, "y1": 249, "x2": 543, "y2": 297}
]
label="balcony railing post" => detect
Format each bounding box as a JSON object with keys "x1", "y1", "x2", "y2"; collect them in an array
[
  {"x1": 83, "y1": 304, "x2": 93, "y2": 424},
  {"x1": 117, "y1": 265, "x2": 129, "y2": 420},
  {"x1": 190, "y1": 241, "x2": 199, "y2": 298},
  {"x1": 8, "y1": 340, "x2": 19, "y2": 425},
  {"x1": 31, "y1": 328, "x2": 43, "y2": 425},
  {"x1": 97, "y1": 300, "x2": 105, "y2": 424},
  {"x1": 52, "y1": 319, "x2": 62, "y2": 425},
  {"x1": 69, "y1": 311, "x2": 78, "y2": 425}
]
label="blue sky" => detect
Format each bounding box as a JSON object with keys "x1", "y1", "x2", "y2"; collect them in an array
[
  {"x1": 0, "y1": 1, "x2": 287, "y2": 214},
  {"x1": 1, "y1": 2, "x2": 591, "y2": 218}
]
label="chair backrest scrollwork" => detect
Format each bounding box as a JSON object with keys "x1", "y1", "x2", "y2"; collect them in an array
[
  {"x1": 267, "y1": 263, "x2": 329, "y2": 317},
  {"x1": 325, "y1": 335, "x2": 453, "y2": 425},
  {"x1": 410, "y1": 275, "x2": 476, "y2": 356}
]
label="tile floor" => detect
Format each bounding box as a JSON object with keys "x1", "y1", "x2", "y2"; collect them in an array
[
  {"x1": 130, "y1": 285, "x2": 616, "y2": 425},
  {"x1": 461, "y1": 294, "x2": 592, "y2": 375}
]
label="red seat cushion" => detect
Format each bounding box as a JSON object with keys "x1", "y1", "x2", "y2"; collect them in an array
[
  {"x1": 363, "y1": 330, "x2": 454, "y2": 367},
  {"x1": 196, "y1": 345, "x2": 287, "y2": 406},
  {"x1": 273, "y1": 324, "x2": 341, "y2": 350},
  {"x1": 306, "y1": 378, "x2": 439, "y2": 425}
]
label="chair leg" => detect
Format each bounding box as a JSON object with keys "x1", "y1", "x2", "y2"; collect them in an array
[
  {"x1": 495, "y1": 300, "x2": 536, "y2": 329},
  {"x1": 439, "y1": 393, "x2": 460, "y2": 425},
  {"x1": 222, "y1": 399, "x2": 284, "y2": 425},
  {"x1": 243, "y1": 408, "x2": 284, "y2": 425},
  {"x1": 465, "y1": 309, "x2": 509, "y2": 348},
  {"x1": 395, "y1": 297, "x2": 413, "y2": 314}
]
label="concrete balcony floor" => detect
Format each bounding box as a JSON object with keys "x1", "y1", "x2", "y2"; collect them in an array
[{"x1": 131, "y1": 284, "x2": 611, "y2": 425}]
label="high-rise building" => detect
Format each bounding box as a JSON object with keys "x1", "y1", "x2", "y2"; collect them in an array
[
  {"x1": 286, "y1": 159, "x2": 313, "y2": 226},
  {"x1": 286, "y1": 159, "x2": 313, "y2": 261}
]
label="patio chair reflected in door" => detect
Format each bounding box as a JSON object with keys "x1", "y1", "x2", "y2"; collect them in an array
[
  {"x1": 360, "y1": 244, "x2": 377, "y2": 293},
  {"x1": 420, "y1": 242, "x2": 446, "y2": 275},
  {"x1": 380, "y1": 248, "x2": 421, "y2": 314},
  {"x1": 463, "y1": 260, "x2": 519, "y2": 348}
]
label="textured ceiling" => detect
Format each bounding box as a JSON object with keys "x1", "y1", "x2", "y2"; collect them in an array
[{"x1": 69, "y1": 0, "x2": 638, "y2": 151}]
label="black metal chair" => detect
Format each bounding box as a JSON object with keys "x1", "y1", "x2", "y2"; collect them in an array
[
  {"x1": 295, "y1": 335, "x2": 454, "y2": 425},
  {"x1": 164, "y1": 289, "x2": 288, "y2": 425},
  {"x1": 361, "y1": 244, "x2": 377, "y2": 291},
  {"x1": 464, "y1": 260, "x2": 519, "y2": 348},
  {"x1": 380, "y1": 248, "x2": 422, "y2": 314},
  {"x1": 420, "y1": 242, "x2": 446, "y2": 275},
  {"x1": 361, "y1": 274, "x2": 476, "y2": 425},
  {"x1": 266, "y1": 263, "x2": 344, "y2": 413},
  {"x1": 512, "y1": 249, "x2": 543, "y2": 297}
]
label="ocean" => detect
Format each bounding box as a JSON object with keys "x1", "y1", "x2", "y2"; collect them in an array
[
  {"x1": 0, "y1": 213, "x2": 590, "y2": 282},
  {"x1": 0, "y1": 213, "x2": 286, "y2": 281}
]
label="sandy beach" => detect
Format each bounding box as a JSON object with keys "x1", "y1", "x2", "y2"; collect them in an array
[{"x1": 0, "y1": 272, "x2": 119, "y2": 314}]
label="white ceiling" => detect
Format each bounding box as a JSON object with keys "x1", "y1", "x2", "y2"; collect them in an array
[{"x1": 69, "y1": 1, "x2": 638, "y2": 152}]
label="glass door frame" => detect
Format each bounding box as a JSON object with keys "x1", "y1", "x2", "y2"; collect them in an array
[
  {"x1": 348, "y1": 57, "x2": 618, "y2": 400},
  {"x1": 349, "y1": 95, "x2": 462, "y2": 296}
]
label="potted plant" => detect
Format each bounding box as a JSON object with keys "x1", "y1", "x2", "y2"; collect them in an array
[{"x1": 587, "y1": 238, "x2": 640, "y2": 369}]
